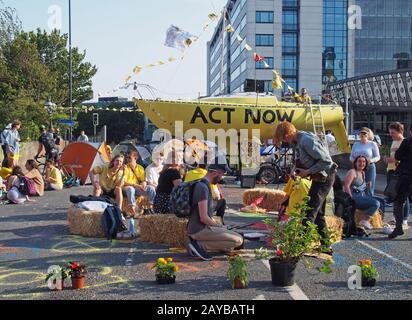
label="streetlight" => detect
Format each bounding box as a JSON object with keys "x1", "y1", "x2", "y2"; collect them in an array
[
  {"x1": 68, "y1": 0, "x2": 73, "y2": 141},
  {"x1": 44, "y1": 99, "x2": 56, "y2": 129}
]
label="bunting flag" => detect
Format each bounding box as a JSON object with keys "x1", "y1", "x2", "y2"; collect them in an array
[
  {"x1": 208, "y1": 13, "x2": 218, "y2": 20},
  {"x1": 225, "y1": 24, "x2": 235, "y2": 33},
  {"x1": 125, "y1": 76, "x2": 132, "y2": 83},
  {"x1": 244, "y1": 44, "x2": 252, "y2": 51},
  {"x1": 254, "y1": 53, "x2": 265, "y2": 62},
  {"x1": 264, "y1": 61, "x2": 270, "y2": 69},
  {"x1": 133, "y1": 66, "x2": 143, "y2": 74},
  {"x1": 272, "y1": 70, "x2": 284, "y2": 90},
  {"x1": 236, "y1": 34, "x2": 243, "y2": 42},
  {"x1": 164, "y1": 25, "x2": 199, "y2": 52}
]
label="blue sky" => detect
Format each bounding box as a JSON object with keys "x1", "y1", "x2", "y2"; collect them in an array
[{"x1": 5, "y1": 0, "x2": 226, "y2": 100}]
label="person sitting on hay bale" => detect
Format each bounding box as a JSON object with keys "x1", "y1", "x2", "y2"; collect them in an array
[
  {"x1": 344, "y1": 156, "x2": 380, "y2": 230},
  {"x1": 185, "y1": 159, "x2": 226, "y2": 224},
  {"x1": 89, "y1": 154, "x2": 125, "y2": 209},
  {"x1": 123, "y1": 150, "x2": 156, "y2": 217},
  {"x1": 187, "y1": 162, "x2": 243, "y2": 261},
  {"x1": 153, "y1": 151, "x2": 183, "y2": 214}
]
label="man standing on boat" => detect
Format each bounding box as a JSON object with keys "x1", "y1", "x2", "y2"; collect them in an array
[{"x1": 274, "y1": 121, "x2": 337, "y2": 252}]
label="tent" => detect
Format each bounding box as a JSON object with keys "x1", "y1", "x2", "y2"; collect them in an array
[{"x1": 60, "y1": 142, "x2": 111, "y2": 185}]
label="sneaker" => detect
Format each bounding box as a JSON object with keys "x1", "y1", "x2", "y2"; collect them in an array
[
  {"x1": 403, "y1": 220, "x2": 409, "y2": 230},
  {"x1": 383, "y1": 224, "x2": 394, "y2": 235},
  {"x1": 388, "y1": 220, "x2": 396, "y2": 226},
  {"x1": 360, "y1": 220, "x2": 373, "y2": 230},
  {"x1": 188, "y1": 237, "x2": 212, "y2": 261},
  {"x1": 388, "y1": 229, "x2": 405, "y2": 239}
]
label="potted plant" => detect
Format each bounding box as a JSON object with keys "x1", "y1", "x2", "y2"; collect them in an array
[
  {"x1": 227, "y1": 256, "x2": 249, "y2": 289},
  {"x1": 359, "y1": 260, "x2": 378, "y2": 287},
  {"x1": 67, "y1": 262, "x2": 88, "y2": 289},
  {"x1": 262, "y1": 198, "x2": 331, "y2": 287},
  {"x1": 152, "y1": 257, "x2": 179, "y2": 284},
  {"x1": 45, "y1": 266, "x2": 68, "y2": 291}
]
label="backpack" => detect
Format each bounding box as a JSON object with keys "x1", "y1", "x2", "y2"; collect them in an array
[
  {"x1": 101, "y1": 205, "x2": 128, "y2": 241},
  {"x1": 169, "y1": 179, "x2": 210, "y2": 218},
  {"x1": 18, "y1": 177, "x2": 37, "y2": 196}
]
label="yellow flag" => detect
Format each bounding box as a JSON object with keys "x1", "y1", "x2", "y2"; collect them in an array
[
  {"x1": 168, "y1": 57, "x2": 177, "y2": 62},
  {"x1": 146, "y1": 64, "x2": 156, "y2": 68},
  {"x1": 272, "y1": 70, "x2": 284, "y2": 89},
  {"x1": 208, "y1": 13, "x2": 218, "y2": 20},
  {"x1": 225, "y1": 24, "x2": 235, "y2": 33},
  {"x1": 125, "y1": 76, "x2": 132, "y2": 83},
  {"x1": 133, "y1": 66, "x2": 142, "y2": 74},
  {"x1": 157, "y1": 61, "x2": 166, "y2": 65}
]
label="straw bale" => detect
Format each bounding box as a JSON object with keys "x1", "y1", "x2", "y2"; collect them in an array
[
  {"x1": 355, "y1": 210, "x2": 384, "y2": 229},
  {"x1": 325, "y1": 216, "x2": 344, "y2": 243},
  {"x1": 243, "y1": 189, "x2": 287, "y2": 211},
  {"x1": 67, "y1": 206, "x2": 105, "y2": 238}
]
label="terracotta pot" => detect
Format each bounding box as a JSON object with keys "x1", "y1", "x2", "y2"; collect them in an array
[
  {"x1": 71, "y1": 276, "x2": 85, "y2": 289},
  {"x1": 233, "y1": 277, "x2": 246, "y2": 289},
  {"x1": 52, "y1": 279, "x2": 64, "y2": 291},
  {"x1": 156, "y1": 275, "x2": 176, "y2": 285},
  {"x1": 362, "y1": 277, "x2": 376, "y2": 287},
  {"x1": 269, "y1": 258, "x2": 298, "y2": 287}
]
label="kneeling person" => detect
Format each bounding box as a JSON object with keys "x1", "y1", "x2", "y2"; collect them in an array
[
  {"x1": 187, "y1": 163, "x2": 243, "y2": 261},
  {"x1": 123, "y1": 151, "x2": 155, "y2": 216}
]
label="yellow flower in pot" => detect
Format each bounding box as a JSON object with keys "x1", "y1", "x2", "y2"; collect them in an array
[{"x1": 152, "y1": 257, "x2": 179, "y2": 284}]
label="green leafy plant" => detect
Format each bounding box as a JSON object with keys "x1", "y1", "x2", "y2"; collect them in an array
[
  {"x1": 358, "y1": 260, "x2": 378, "y2": 280},
  {"x1": 227, "y1": 256, "x2": 249, "y2": 289},
  {"x1": 152, "y1": 257, "x2": 179, "y2": 279},
  {"x1": 45, "y1": 266, "x2": 68, "y2": 282}
]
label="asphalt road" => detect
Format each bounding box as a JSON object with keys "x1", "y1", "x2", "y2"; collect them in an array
[{"x1": 0, "y1": 184, "x2": 411, "y2": 300}]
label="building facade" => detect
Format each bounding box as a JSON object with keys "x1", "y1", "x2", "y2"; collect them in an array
[{"x1": 207, "y1": 0, "x2": 355, "y2": 98}]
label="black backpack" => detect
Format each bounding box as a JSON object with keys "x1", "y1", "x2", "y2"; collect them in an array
[{"x1": 101, "y1": 205, "x2": 128, "y2": 241}]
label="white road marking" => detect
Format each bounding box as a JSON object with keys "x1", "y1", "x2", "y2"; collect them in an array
[
  {"x1": 262, "y1": 260, "x2": 310, "y2": 300},
  {"x1": 356, "y1": 240, "x2": 412, "y2": 271},
  {"x1": 253, "y1": 294, "x2": 266, "y2": 300}
]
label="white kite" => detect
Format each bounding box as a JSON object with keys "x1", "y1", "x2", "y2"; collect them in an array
[{"x1": 165, "y1": 25, "x2": 198, "y2": 52}]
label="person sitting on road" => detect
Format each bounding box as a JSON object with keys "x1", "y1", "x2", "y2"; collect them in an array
[
  {"x1": 89, "y1": 154, "x2": 125, "y2": 209},
  {"x1": 0, "y1": 158, "x2": 13, "y2": 182},
  {"x1": 185, "y1": 160, "x2": 226, "y2": 224},
  {"x1": 344, "y1": 155, "x2": 380, "y2": 230},
  {"x1": 25, "y1": 159, "x2": 44, "y2": 197},
  {"x1": 123, "y1": 150, "x2": 156, "y2": 216},
  {"x1": 6, "y1": 166, "x2": 34, "y2": 204},
  {"x1": 187, "y1": 162, "x2": 243, "y2": 261},
  {"x1": 35, "y1": 125, "x2": 59, "y2": 163},
  {"x1": 153, "y1": 151, "x2": 183, "y2": 214},
  {"x1": 45, "y1": 159, "x2": 63, "y2": 191}
]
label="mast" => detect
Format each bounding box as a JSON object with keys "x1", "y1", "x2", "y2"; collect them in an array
[{"x1": 219, "y1": 6, "x2": 227, "y2": 95}]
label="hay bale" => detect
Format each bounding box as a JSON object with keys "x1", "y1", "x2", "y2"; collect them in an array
[
  {"x1": 139, "y1": 214, "x2": 188, "y2": 247},
  {"x1": 325, "y1": 216, "x2": 344, "y2": 243},
  {"x1": 355, "y1": 210, "x2": 384, "y2": 229},
  {"x1": 243, "y1": 189, "x2": 286, "y2": 211},
  {"x1": 122, "y1": 196, "x2": 150, "y2": 216},
  {"x1": 67, "y1": 207, "x2": 105, "y2": 238}
]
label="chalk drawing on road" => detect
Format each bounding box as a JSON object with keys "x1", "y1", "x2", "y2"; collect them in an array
[{"x1": 51, "y1": 236, "x2": 115, "y2": 253}]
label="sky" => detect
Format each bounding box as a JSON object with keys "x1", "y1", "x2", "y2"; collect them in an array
[{"x1": 4, "y1": 0, "x2": 227, "y2": 101}]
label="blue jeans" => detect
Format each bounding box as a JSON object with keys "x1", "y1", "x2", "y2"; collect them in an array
[
  {"x1": 123, "y1": 185, "x2": 156, "y2": 206},
  {"x1": 404, "y1": 198, "x2": 410, "y2": 220},
  {"x1": 365, "y1": 163, "x2": 376, "y2": 196},
  {"x1": 352, "y1": 192, "x2": 380, "y2": 217}
]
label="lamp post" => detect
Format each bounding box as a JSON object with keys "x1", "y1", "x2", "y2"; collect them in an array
[
  {"x1": 68, "y1": 0, "x2": 73, "y2": 141},
  {"x1": 44, "y1": 99, "x2": 56, "y2": 129}
]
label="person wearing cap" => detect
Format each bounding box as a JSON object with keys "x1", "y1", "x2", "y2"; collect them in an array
[
  {"x1": 1, "y1": 124, "x2": 12, "y2": 165},
  {"x1": 187, "y1": 160, "x2": 243, "y2": 261},
  {"x1": 274, "y1": 121, "x2": 337, "y2": 253},
  {"x1": 350, "y1": 127, "x2": 380, "y2": 196},
  {"x1": 4, "y1": 120, "x2": 21, "y2": 167}
]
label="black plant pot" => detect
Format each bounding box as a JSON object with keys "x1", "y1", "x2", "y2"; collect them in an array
[
  {"x1": 156, "y1": 275, "x2": 176, "y2": 285},
  {"x1": 362, "y1": 277, "x2": 376, "y2": 287},
  {"x1": 269, "y1": 258, "x2": 298, "y2": 287}
]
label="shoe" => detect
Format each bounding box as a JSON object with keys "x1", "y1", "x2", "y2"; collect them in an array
[
  {"x1": 188, "y1": 237, "x2": 212, "y2": 261},
  {"x1": 403, "y1": 221, "x2": 409, "y2": 230},
  {"x1": 388, "y1": 229, "x2": 404, "y2": 239},
  {"x1": 360, "y1": 220, "x2": 373, "y2": 230},
  {"x1": 383, "y1": 224, "x2": 394, "y2": 235},
  {"x1": 388, "y1": 220, "x2": 396, "y2": 226},
  {"x1": 143, "y1": 208, "x2": 154, "y2": 215}
]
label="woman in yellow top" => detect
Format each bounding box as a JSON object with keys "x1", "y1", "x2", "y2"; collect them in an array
[
  {"x1": 89, "y1": 154, "x2": 125, "y2": 208},
  {"x1": 45, "y1": 159, "x2": 63, "y2": 191},
  {"x1": 184, "y1": 163, "x2": 226, "y2": 224},
  {"x1": 123, "y1": 150, "x2": 156, "y2": 216}
]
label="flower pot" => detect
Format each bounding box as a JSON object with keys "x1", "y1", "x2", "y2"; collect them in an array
[
  {"x1": 71, "y1": 276, "x2": 85, "y2": 289},
  {"x1": 156, "y1": 275, "x2": 176, "y2": 285},
  {"x1": 52, "y1": 279, "x2": 64, "y2": 291},
  {"x1": 269, "y1": 258, "x2": 298, "y2": 287},
  {"x1": 233, "y1": 277, "x2": 246, "y2": 289},
  {"x1": 362, "y1": 277, "x2": 376, "y2": 287}
]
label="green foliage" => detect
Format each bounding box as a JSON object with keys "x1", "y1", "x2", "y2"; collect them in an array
[
  {"x1": 152, "y1": 258, "x2": 178, "y2": 279},
  {"x1": 358, "y1": 260, "x2": 378, "y2": 280},
  {"x1": 227, "y1": 256, "x2": 249, "y2": 289}
]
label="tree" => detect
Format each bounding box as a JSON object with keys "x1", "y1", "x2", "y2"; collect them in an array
[{"x1": 0, "y1": 0, "x2": 21, "y2": 48}]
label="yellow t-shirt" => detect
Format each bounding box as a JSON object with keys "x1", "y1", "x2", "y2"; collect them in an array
[
  {"x1": 283, "y1": 177, "x2": 312, "y2": 215},
  {"x1": 184, "y1": 168, "x2": 220, "y2": 200},
  {"x1": 0, "y1": 167, "x2": 12, "y2": 180},
  {"x1": 48, "y1": 167, "x2": 63, "y2": 189},
  {"x1": 387, "y1": 139, "x2": 403, "y2": 172},
  {"x1": 124, "y1": 164, "x2": 145, "y2": 186},
  {"x1": 93, "y1": 165, "x2": 125, "y2": 192}
]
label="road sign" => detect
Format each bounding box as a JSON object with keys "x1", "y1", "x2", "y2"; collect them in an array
[
  {"x1": 93, "y1": 113, "x2": 99, "y2": 126},
  {"x1": 57, "y1": 119, "x2": 75, "y2": 127}
]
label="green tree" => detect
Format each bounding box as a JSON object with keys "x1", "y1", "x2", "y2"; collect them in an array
[{"x1": 0, "y1": 0, "x2": 21, "y2": 48}]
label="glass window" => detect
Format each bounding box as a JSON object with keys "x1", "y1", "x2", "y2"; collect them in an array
[
  {"x1": 256, "y1": 34, "x2": 274, "y2": 46},
  {"x1": 256, "y1": 57, "x2": 274, "y2": 69},
  {"x1": 282, "y1": 56, "x2": 297, "y2": 76},
  {"x1": 256, "y1": 11, "x2": 274, "y2": 23},
  {"x1": 283, "y1": 77, "x2": 297, "y2": 92},
  {"x1": 283, "y1": 0, "x2": 299, "y2": 7},
  {"x1": 282, "y1": 33, "x2": 298, "y2": 53},
  {"x1": 282, "y1": 10, "x2": 298, "y2": 31}
]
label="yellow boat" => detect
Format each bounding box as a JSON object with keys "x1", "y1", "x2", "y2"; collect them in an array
[{"x1": 134, "y1": 95, "x2": 351, "y2": 154}]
